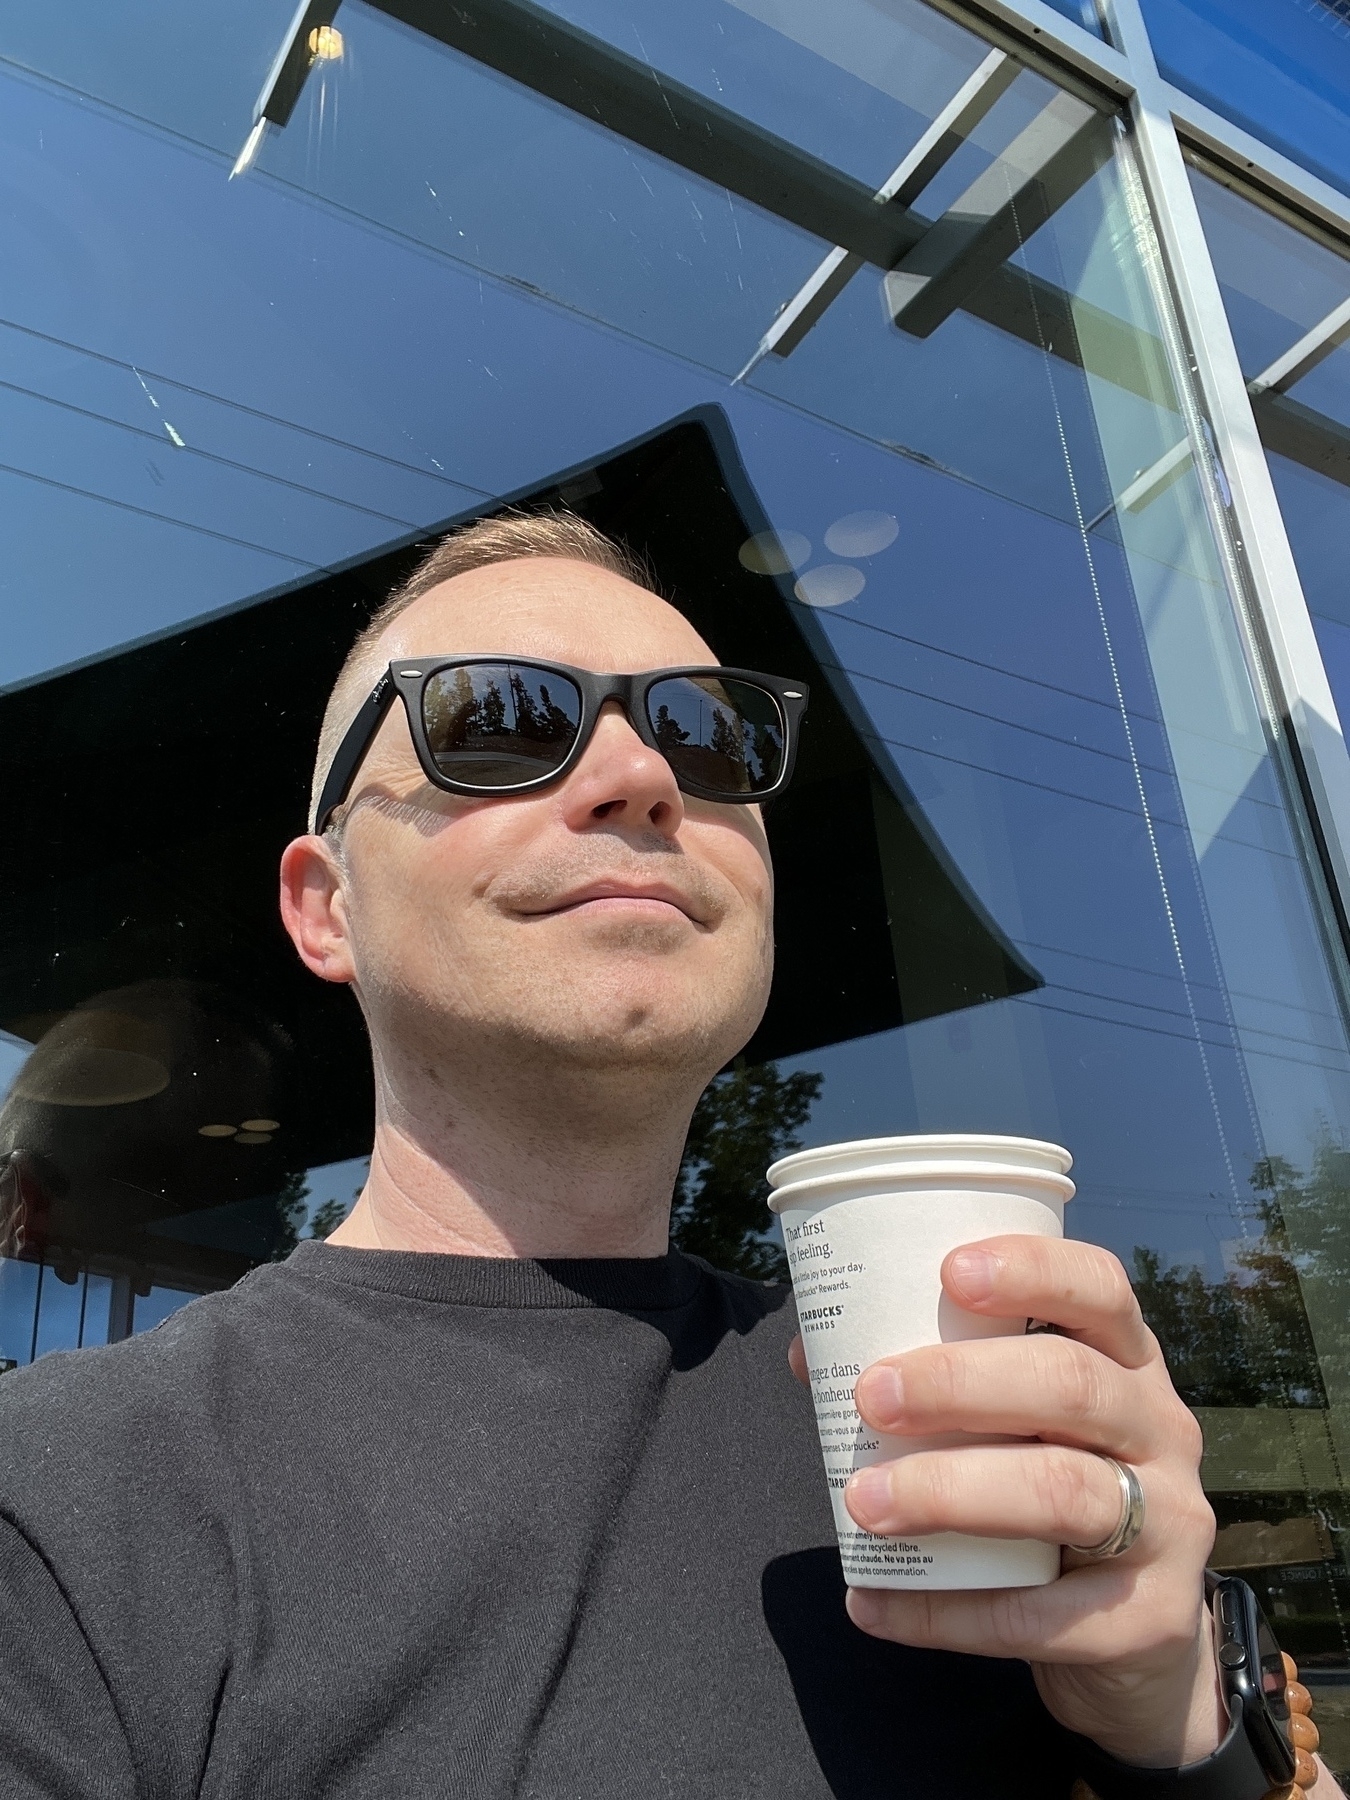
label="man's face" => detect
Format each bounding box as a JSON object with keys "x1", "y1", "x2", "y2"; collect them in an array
[{"x1": 304, "y1": 558, "x2": 775, "y2": 1090}]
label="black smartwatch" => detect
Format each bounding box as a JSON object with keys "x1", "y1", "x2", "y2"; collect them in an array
[{"x1": 1067, "y1": 1573, "x2": 1298, "y2": 1798}]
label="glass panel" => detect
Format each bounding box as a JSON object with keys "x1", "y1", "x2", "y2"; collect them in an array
[
  {"x1": 1138, "y1": 0, "x2": 1350, "y2": 201},
  {"x1": 1031, "y1": 0, "x2": 1108, "y2": 37},
  {"x1": 2, "y1": 0, "x2": 1350, "y2": 1738},
  {"x1": 1187, "y1": 160, "x2": 1350, "y2": 761}
]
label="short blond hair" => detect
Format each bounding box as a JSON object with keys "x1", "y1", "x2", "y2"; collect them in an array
[{"x1": 311, "y1": 511, "x2": 652, "y2": 831}]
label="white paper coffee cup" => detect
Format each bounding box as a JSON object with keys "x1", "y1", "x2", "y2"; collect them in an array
[{"x1": 768, "y1": 1133, "x2": 1074, "y2": 1591}]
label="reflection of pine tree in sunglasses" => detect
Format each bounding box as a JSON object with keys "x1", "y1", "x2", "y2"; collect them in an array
[
  {"x1": 648, "y1": 676, "x2": 783, "y2": 793},
  {"x1": 423, "y1": 665, "x2": 581, "y2": 781},
  {"x1": 422, "y1": 664, "x2": 782, "y2": 793}
]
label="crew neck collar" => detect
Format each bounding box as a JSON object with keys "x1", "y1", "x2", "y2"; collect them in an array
[{"x1": 285, "y1": 1238, "x2": 705, "y2": 1312}]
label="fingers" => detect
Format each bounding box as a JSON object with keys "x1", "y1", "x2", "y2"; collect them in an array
[
  {"x1": 942, "y1": 1236, "x2": 1158, "y2": 1369},
  {"x1": 844, "y1": 1443, "x2": 1137, "y2": 1547},
  {"x1": 852, "y1": 1333, "x2": 1194, "y2": 1463},
  {"x1": 844, "y1": 1558, "x2": 1208, "y2": 1666},
  {"x1": 787, "y1": 1333, "x2": 808, "y2": 1386}
]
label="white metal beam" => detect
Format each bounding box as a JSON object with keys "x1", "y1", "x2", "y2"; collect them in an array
[
  {"x1": 885, "y1": 87, "x2": 1105, "y2": 336},
  {"x1": 1165, "y1": 87, "x2": 1350, "y2": 246},
  {"x1": 1248, "y1": 295, "x2": 1350, "y2": 397},
  {"x1": 1104, "y1": 0, "x2": 1350, "y2": 930},
  {"x1": 923, "y1": 0, "x2": 1133, "y2": 98},
  {"x1": 964, "y1": 0, "x2": 1350, "y2": 252},
  {"x1": 734, "y1": 48, "x2": 1020, "y2": 380}
]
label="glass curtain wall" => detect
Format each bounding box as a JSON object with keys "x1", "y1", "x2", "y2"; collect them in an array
[
  {"x1": 1186, "y1": 160, "x2": 1350, "y2": 732},
  {"x1": 1136, "y1": 0, "x2": 1350, "y2": 199},
  {"x1": 3, "y1": 0, "x2": 1350, "y2": 1712}
]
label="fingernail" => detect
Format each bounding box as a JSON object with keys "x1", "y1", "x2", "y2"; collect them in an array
[
  {"x1": 947, "y1": 1248, "x2": 997, "y2": 1301},
  {"x1": 847, "y1": 1588, "x2": 883, "y2": 1629},
  {"x1": 857, "y1": 1363, "x2": 904, "y2": 1423},
  {"x1": 846, "y1": 1464, "x2": 892, "y2": 1523}
]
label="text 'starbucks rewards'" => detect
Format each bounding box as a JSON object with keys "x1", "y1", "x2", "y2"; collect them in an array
[{"x1": 768, "y1": 1135, "x2": 1074, "y2": 1590}]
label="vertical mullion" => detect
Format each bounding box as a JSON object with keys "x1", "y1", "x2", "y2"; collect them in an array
[{"x1": 1103, "y1": 0, "x2": 1350, "y2": 955}]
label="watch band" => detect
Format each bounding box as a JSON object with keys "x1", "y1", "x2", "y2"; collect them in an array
[{"x1": 1067, "y1": 1699, "x2": 1276, "y2": 1800}]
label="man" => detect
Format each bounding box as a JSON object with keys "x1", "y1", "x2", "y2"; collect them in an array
[{"x1": 0, "y1": 513, "x2": 1337, "y2": 1798}]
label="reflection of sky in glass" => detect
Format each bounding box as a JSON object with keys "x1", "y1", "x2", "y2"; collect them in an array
[
  {"x1": 1189, "y1": 167, "x2": 1350, "y2": 380},
  {"x1": 0, "y1": 1036, "x2": 29, "y2": 1103},
  {"x1": 1141, "y1": 0, "x2": 1350, "y2": 201},
  {"x1": 132, "y1": 1284, "x2": 197, "y2": 1334},
  {"x1": 0, "y1": 0, "x2": 996, "y2": 187},
  {"x1": 299, "y1": 1157, "x2": 368, "y2": 1234}
]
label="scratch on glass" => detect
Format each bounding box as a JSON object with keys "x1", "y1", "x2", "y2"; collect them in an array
[
  {"x1": 726, "y1": 193, "x2": 744, "y2": 256},
  {"x1": 622, "y1": 148, "x2": 656, "y2": 198}
]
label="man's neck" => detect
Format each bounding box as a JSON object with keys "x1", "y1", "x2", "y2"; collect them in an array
[{"x1": 326, "y1": 1059, "x2": 696, "y2": 1260}]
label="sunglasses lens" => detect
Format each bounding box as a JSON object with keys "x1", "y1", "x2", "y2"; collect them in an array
[
  {"x1": 422, "y1": 663, "x2": 582, "y2": 787},
  {"x1": 646, "y1": 676, "x2": 786, "y2": 796}
]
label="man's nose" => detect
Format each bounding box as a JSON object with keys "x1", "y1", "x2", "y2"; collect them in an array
[{"x1": 559, "y1": 700, "x2": 685, "y2": 838}]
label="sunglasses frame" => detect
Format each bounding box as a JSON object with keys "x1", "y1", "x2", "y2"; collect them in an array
[{"x1": 311, "y1": 656, "x2": 810, "y2": 833}]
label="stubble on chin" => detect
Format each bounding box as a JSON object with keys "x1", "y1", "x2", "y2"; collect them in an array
[
  {"x1": 355, "y1": 833, "x2": 773, "y2": 1096},
  {"x1": 496, "y1": 927, "x2": 768, "y2": 1072}
]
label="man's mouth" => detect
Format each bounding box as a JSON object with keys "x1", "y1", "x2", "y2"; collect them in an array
[{"x1": 526, "y1": 880, "x2": 700, "y2": 923}]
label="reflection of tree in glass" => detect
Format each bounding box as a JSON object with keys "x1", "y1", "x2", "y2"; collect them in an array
[
  {"x1": 653, "y1": 703, "x2": 691, "y2": 752},
  {"x1": 671, "y1": 1061, "x2": 822, "y2": 1279},
  {"x1": 502, "y1": 673, "x2": 576, "y2": 747},
  {"x1": 308, "y1": 1199, "x2": 349, "y2": 1240},
  {"x1": 1132, "y1": 1151, "x2": 1339, "y2": 1409},
  {"x1": 750, "y1": 719, "x2": 782, "y2": 783},
  {"x1": 269, "y1": 1170, "x2": 311, "y2": 1263},
  {"x1": 426, "y1": 666, "x2": 478, "y2": 751},
  {"x1": 537, "y1": 684, "x2": 576, "y2": 744},
  {"x1": 268, "y1": 1174, "x2": 356, "y2": 1261},
  {"x1": 709, "y1": 704, "x2": 746, "y2": 777},
  {"x1": 508, "y1": 670, "x2": 541, "y2": 739},
  {"x1": 479, "y1": 677, "x2": 507, "y2": 739}
]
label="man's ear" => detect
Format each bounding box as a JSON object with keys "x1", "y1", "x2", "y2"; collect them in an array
[{"x1": 279, "y1": 834, "x2": 357, "y2": 985}]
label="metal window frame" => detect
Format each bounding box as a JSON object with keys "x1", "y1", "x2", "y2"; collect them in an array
[
  {"x1": 944, "y1": 0, "x2": 1350, "y2": 958},
  {"x1": 252, "y1": 0, "x2": 1350, "y2": 950}
]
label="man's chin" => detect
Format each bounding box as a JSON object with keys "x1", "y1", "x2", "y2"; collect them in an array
[{"x1": 511, "y1": 978, "x2": 762, "y2": 1075}]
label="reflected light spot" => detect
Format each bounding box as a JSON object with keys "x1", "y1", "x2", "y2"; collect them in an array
[
  {"x1": 241, "y1": 1118, "x2": 280, "y2": 1132},
  {"x1": 824, "y1": 510, "x2": 899, "y2": 558},
  {"x1": 234, "y1": 1131, "x2": 274, "y2": 1146},
  {"x1": 14, "y1": 1047, "x2": 170, "y2": 1107},
  {"x1": 794, "y1": 566, "x2": 865, "y2": 608},
  {"x1": 738, "y1": 530, "x2": 810, "y2": 576},
  {"x1": 198, "y1": 1124, "x2": 238, "y2": 1138},
  {"x1": 308, "y1": 25, "x2": 343, "y2": 58}
]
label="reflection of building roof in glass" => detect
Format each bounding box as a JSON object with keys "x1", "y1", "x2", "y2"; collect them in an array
[{"x1": 0, "y1": 412, "x2": 1040, "y2": 1204}]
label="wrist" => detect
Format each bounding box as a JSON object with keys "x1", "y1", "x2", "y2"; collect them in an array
[
  {"x1": 1069, "y1": 1576, "x2": 1316, "y2": 1799},
  {"x1": 1041, "y1": 1612, "x2": 1226, "y2": 1768},
  {"x1": 1133, "y1": 1626, "x2": 1226, "y2": 1769}
]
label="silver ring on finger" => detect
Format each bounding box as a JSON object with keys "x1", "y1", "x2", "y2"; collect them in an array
[{"x1": 1067, "y1": 1455, "x2": 1146, "y2": 1559}]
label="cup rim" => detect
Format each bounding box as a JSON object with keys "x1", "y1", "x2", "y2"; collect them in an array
[
  {"x1": 767, "y1": 1133, "x2": 1073, "y2": 1191},
  {"x1": 767, "y1": 1159, "x2": 1076, "y2": 1213}
]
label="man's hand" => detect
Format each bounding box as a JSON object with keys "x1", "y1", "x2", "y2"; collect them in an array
[{"x1": 787, "y1": 1233, "x2": 1244, "y2": 1770}]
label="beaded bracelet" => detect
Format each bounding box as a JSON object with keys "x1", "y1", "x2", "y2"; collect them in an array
[{"x1": 1069, "y1": 1654, "x2": 1322, "y2": 1800}]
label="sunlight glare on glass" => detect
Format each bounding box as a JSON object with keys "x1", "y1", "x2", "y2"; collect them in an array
[
  {"x1": 308, "y1": 25, "x2": 344, "y2": 59},
  {"x1": 794, "y1": 566, "x2": 865, "y2": 607},
  {"x1": 824, "y1": 511, "x2": 899, "y2": 557},
  {"x1": 738, "y1": 530, "x2": 810, "y2": 576}
]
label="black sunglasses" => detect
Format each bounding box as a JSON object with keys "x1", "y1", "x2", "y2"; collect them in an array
[{"x1": 312, "y1": 657, "x2": 810, "y2": 832}]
